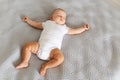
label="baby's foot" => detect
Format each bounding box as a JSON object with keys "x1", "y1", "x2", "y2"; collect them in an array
[
  {"x1": 40, "y1": 64, "x2": 47, "y2": 76},
  {"x1": 16, "y1": 62, "x2": 29, "y2": 69}
]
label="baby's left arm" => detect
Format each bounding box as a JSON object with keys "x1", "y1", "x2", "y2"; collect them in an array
[{"x1": 67, "y1": 24, "x2": 89, "y2": 35}]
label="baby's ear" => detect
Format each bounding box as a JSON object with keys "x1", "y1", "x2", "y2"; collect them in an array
[{"x1": 50, "y1": 16, "x2": 53, "y2": 20}]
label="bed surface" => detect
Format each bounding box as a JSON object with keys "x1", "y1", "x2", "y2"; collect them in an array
[{"x1": 0, "y1": 0, "x2": 120, "y2": 80}]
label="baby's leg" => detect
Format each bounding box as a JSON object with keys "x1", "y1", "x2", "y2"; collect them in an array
[
  {"x1": 40, "y1": 48, "x2": 64, "y2": 76},
  {"x1": 16, "y1": 42, "x2": 39, "y2": 69}
]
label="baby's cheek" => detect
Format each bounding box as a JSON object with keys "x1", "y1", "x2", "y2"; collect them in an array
[{"x1": 62, "y1": 20, "x2": 65, "y2": 23}]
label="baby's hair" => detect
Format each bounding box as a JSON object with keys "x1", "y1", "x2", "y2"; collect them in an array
[
  {"x1": 53, "y1": 8, "x2": 65, "y2": 12},
  {"x1": 52, "y1": 8, "x2": 66, "y2": 14},
  {"x1": 50, "y1": 8, "x2": 66, "y2": 19}
]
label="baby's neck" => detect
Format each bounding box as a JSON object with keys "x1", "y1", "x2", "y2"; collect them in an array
[{"x1": 50, "y1": 20, "x2": 65, "y2": 25}]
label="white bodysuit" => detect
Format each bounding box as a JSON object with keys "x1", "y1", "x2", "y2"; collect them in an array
[{"x1": 37, "y1": 20, "x2": 69, "y2": 60}]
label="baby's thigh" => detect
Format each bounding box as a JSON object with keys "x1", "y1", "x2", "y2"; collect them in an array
[
  {"x1": 49, "y1": 48, "x2": 64, "y2": 60},
  {"x1": 24, "y1": 42, "x2": 40, "y2": 54}
]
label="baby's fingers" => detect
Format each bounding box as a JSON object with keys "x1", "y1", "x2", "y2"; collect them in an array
[
  {"x1": 22, "y1": 16, "x2": 28, "y2": 22},
  {"x1": 86, "y1": 24, "x2": 89, "y2": 29},
  {"x1": 84, "y1": 24, "x2": 90, "y2": 30}
]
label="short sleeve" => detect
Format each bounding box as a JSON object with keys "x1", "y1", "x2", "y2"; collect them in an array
[
  {"x1": 42, "y1": 21, "x2": 47, "y2": 29},
  {"x1": 63, "y1": 25, "x2": 69, "y2": 34},
  {"x1": 42, "y1": 20, "x2": 55, "y2": 29}
]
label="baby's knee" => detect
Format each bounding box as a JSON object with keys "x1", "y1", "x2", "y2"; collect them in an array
[
  {"x1": 23, "y1": 42, "x2": 39, "y2": 54},
  {"x1": 23, "y1": 42, "x2": 32, "y2": 50},
  {"x1": 57, "y1": 54, "x2": 64, "y2": 63},
  {"x1": 60, "y1": 55, "x2": 64, "y2": 62}
]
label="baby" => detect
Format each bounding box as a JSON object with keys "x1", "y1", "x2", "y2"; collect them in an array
[{"x1": 16, "y1": 8, "x2": 89, "y2": 76}]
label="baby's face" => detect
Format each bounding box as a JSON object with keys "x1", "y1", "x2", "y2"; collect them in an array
[{"x1": 50, "y1": 10, "x2": 66, "y2": 25}]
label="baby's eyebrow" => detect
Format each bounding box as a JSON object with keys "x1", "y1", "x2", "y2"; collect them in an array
[{"x1": 57, "y1": 14, "x2": 62, "y2": 16}]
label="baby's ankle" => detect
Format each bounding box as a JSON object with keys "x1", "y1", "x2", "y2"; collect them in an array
[{"x1": 21, "y1": 61, "x2": 29, "y2": 65}]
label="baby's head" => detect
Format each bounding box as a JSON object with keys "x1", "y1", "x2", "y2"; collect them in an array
[{"x1": 50, "y1": 8, "x2": 66, "y2": 25}]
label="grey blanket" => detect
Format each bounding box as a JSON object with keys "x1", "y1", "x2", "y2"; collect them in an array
[{"x1": 0, "y1": 0, "x2": 120, "y2": 80}]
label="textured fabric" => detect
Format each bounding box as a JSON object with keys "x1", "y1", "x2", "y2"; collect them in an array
[
  {"x1": 37, "y1": 20, "x2": 68, "y2": 60},
  {"x1": 0, "y1": 0, "x2": 120, "y2": 80}
]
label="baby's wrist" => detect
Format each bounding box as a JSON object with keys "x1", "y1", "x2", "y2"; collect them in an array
[
  {"x1": 83, "y1": 27, "x2": 86, "y2": 31},
  {"x1": 25, "y1": 19, "x2": 30, "y2": 23},
  {"x1": 25, "y1": 20, "x2": 28, "y2": 23}
]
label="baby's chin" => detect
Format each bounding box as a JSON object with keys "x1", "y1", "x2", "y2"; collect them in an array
[
  {"x1": 51, "y1": 19, "x2": 65, "y2": 25},
  {"x1": 57, "y1": 22, "x2": 65, "y2": 25},
  {"x1": 56, "y1": 21, "x2": 65, "y2": 25}
]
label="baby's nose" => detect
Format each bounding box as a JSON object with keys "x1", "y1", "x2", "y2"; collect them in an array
[{"x1": 60, "y1": 16, "x2": 64, "y2": 20}]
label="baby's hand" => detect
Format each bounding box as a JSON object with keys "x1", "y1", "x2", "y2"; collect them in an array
[
  {"x1": 22, "y1": 16, "x2": 29, "y2": 23},
  {"x1": 83, "y1": 24, "x2": 90, "y2": 31}
]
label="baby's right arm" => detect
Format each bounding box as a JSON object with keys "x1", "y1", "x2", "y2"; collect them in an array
[{"x1": 23, "y1": 16, "x2": 43, "y2": 30}]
